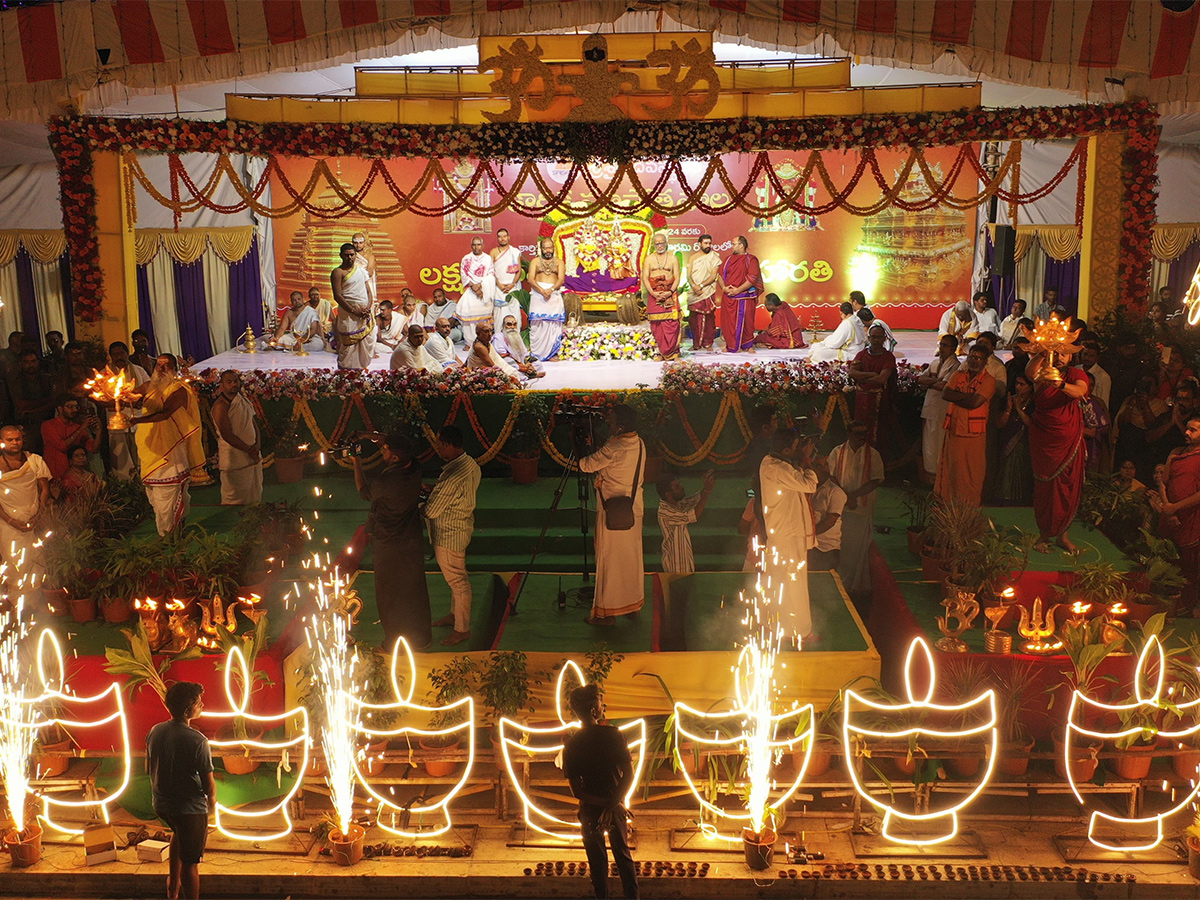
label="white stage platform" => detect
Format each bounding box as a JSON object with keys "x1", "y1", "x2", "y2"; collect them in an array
[{"x1": 196, "y1": 331, "x2": 954, "y2": 391}]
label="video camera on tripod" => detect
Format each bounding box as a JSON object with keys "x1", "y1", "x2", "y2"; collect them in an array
[{"x1": 557, "y1": 401, "x2": 608, "y2": 456}]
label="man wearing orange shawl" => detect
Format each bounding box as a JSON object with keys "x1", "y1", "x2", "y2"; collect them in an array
[
  {"x1": 718, "y1": 235, "x2": 763, "y2": 353},
  {"x1": 935, "y1": 346, "x2": 995, "y2": 506},
  {"x1": 754, "y1": 293, "x2": 807, "y2": 349},
  {"x1": 133, "y1": 354, "x2": 207, "y2": 536}
]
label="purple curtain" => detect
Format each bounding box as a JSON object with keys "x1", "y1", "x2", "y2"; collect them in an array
[
  {"x1": 172, "y1": 258, "x2": 213, "y2": 361},
  {"x1": 1168, "y1": 241, "x2": 1200, "y2": 301},
  {"x1": 228, "y1": 238, "x2": 263, "y2": 336},
  {"x1": 59, "y1": 254, "x2": 75, "y2": 341},
  {"x1": 13, "y1": 248, "x2": 41, "y2": 350},
  {"x1": 1044, "y1": 255, "x2": 1081, "y2": 316},
  {"x1": 135, "y1": 264, "x2": 157, "y2": 354}
]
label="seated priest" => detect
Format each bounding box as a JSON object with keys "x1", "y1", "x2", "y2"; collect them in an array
[
  {"x1": 389, "y1": 325, "x2": 443, "y2": 374},
  {"x1": 466, "y1": 322, "x2": 543, "y2": 382},
  {"x1": 425, "y1": 318, "x2": 460, "y2": 369},
  {"x1": 938, "y1": 300, "x2": 978, "y2": 353},
  {"x1": 857, "y1": 307, "x2": 897, "y2": 351},
  {"x1": 423, "y1": 288, "x2": 463, "y2": 345},
  {"x1": 309, "y1": 286, "x2": 334, "y2": 334},
  {"x1": 496, "y1": 315, "x2": 545, "y2": 375},
  {"x1": 273, "y1": 292, "x2": 304, "y2": 342},
  {"x1": 808, "y1": 301, "x2": 866, "y2": 363},
  {"x1": 375, "y1": 299, "x2": 405, "y2": 351},
  {"x1": 276, "y1": 292, "x2": 326, "y2": 351},
  {"x1": 754, "y1": 293, "x2": 807, "y2": 349}
]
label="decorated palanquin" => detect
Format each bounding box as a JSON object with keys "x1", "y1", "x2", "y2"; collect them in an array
[
  {"x1": 853, "y1": 165, "x2": 972, "y2": 289},
  {"x1": 550, "y1": 211, "x2": 653, "y2": 324}
]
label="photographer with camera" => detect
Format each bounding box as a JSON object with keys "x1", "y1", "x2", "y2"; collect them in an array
[
  {"x1": 352, "y1": 430, "x2": 431, "y2": 650},
  {"x1": 579, "y1": 404, "x2": 645, "y2": 626}
]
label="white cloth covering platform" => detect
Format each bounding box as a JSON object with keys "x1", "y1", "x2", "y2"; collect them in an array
[{"x1": 196, "y1": 332, "x2": 979, "y2": 392}]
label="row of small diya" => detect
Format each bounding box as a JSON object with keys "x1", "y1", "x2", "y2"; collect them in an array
[{"x1": 6, "y1": 628, "x2": 1196, "y2": 867}]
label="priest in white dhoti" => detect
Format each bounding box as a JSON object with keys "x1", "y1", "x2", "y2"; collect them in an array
[
  {"x1": 938, "y1": 300, "x2": 978, "y2": 352},
  {"x1": 0, "y1": 424, "x2": 50, "y2": 588},
  {"x1": 276, "y1": 294, "x2": 325, "y2": 352},
  {"x1": 351, "y1": 232, "x2": 377, "y2": 307},
  {"x1": 808, "y1": 301, "x2": 866, "y2": 363},
  {"x1": 395, "y1": 289, "x2": 427, "y2": 333},
  {"x1": 423, "y1": 289, "x2": 462, "y2": 345},
  {"x1": 425, "y1": 318, "x2": 460, "y2": 368},
  {"x1": 330, "y1": 242, "x2": 376, "y2": 369},
  {"x1": 132, "y1": 354, "x2": 206, "y2": 536},
  {"x1": 390, "y1": 325, "x2": 444, "y2": 374},
  {"x1": 526, "y1": 238, "x2": 566, "y2": 360},
  {"x1": 375, "y1": 299, "x2": 404, "y2": 351},
  {"x1": 487, "y1": 228, "x2": 524, "y2": 335},
  {"x1": 308, "y1": 286, "x2": 334, "y2": 335},
  {"x1": 579, "y1": 405, "x2": 645, "y2": 624},
  {"x1": 828, "y1": 421, "x2": 885, "y2": 596},
  {"x1": 211, "y1": 370, "x2": 262, "y2": 506},
  {"x1": 465, "y1": 322, "x2": 542, "y2": 382},
  {"x1": 457, "y1": 237, "x2": 494, "y2": 345},
  {"x1": 759, "y1": 429, "x2": 819, "y2": 642}
]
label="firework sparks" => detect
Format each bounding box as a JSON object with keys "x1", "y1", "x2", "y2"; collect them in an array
[{"x1": 0, "y1": 596, "x2": 39, "y2": 833}]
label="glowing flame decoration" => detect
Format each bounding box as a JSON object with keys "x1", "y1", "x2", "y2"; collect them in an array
[
  {"x1": 200, "y1": 646, "x2": 309, "y2": 841},
  {"x1": 85, "y1": 369, "x2": 134, "y2": 430},
  {"x1": 25, "y1": 631, "x2": 133, "y2": 835},
  {"x1": 1185, "y1": 262, "x2": 1200, "y2": 327},
  {"x1": 498, "y1": 660, "x2": 646, "y2": 842},
  {"x1": 1065, "y1": 635, "x2": 1200, "y2": 851},
  {"x1": 843, "y1": 638, "x2": 998, "y2": 845},
  {"x1": 343, "y1": 637, "x2": 476, "y2": 838}
]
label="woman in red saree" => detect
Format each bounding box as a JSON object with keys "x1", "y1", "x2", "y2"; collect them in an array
[
  {"x1": 848, "y1": 325, "x2": 900, "y2": 460},
  {"x1": 1155, "y1": 417, "x2": 1200, "y2": 615},
  {"x1": 1027, "y1": 350, "x2": 1090, "y2": 552}
]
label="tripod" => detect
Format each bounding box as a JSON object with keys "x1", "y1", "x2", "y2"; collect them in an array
[{"x1": 507, "y1": 443, "x2": 594, "y2": 615}]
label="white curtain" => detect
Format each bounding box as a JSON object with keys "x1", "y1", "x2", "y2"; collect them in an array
[
  {"x1": 0, "y1": 262, "x2": 23, "y2": 338},
  {"x1": 201, "y1": 247, "x2": 232, "y2": 355},
  {"x1": 1014, "y1": 246, "x2": 1047, "y2": 307},
  {"x1": 146, "y1": 251, "x2": 182, "y2": 357},
  {"x1": 244, "y1": 156, "x2": 276, "y2": 331},
  {"x1": 30, "y1": 258, "x2": 68, "y2": 341}
]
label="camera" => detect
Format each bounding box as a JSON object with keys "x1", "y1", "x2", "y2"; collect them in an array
[{"x1": 327, "y1": 440, "x2": 365, "y2": 460}]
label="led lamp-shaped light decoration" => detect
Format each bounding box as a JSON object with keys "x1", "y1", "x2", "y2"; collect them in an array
[
  {"x1": 200, "y1": 646, "x2": 309, "y2": 841},
  {"x1": 0, "y1": 600, "x2": 39, "y2": 834},
  {"x1": 1185, "y1": 261, "x2": 1200, "y2": 327},
  {"x1": 1065, "y1": 635, "x2": 1200, "y2": 851},
  {"x1": 343, "y1": 637, "x2": 476, "y2": 838},
  {"x1": 843, "y1": 637, "x2": 998, "y2": 845},
  {"x1": 498, "y1": 660, "x2": 646, "y2": 842},
  {"x1": 304, "y1": 574, "x2": 362, "y2": 837}
]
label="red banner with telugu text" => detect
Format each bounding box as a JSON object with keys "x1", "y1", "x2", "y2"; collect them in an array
[{"x1": 270, "y1": 146, "x2": 976, "y2": 331}]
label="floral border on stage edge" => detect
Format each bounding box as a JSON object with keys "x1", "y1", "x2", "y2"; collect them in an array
[
  {"x1": 660, "y1": 359, "x2": 926, "y2": 396},
  {"x1": 47, "y1": 102, "x2": 1158, "y2": 323}
]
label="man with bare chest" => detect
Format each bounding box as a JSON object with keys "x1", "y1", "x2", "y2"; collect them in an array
[
  {"x1": 642, "y1": 231, "x2": 681, "y2": 361},
  {"x1": 526, "y1": 238, "x2": 566, "y2": 361}
]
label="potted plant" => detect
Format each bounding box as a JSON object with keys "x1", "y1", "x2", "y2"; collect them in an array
[
  {"x1": 900, "y1": 485, "x2": 934, "y2": 556},
  {"x1": 271, "y1": 418, "x2": 308, "y2": 484},
  {"x1": 355, "y1": 646, "x2": 400, "y2": 777},
  {"x1": 1188, "y1": 810, "x2": 1200, "y2": 879},
  {"x1": 960, "y1": 526, "x2": 1036, "y2": 606},
  {"x1": 1049, "y1": 617, "x2": 1121, "y2": 782},
  {"x1": 212, "y1": 615, "x2": 273, "y2": 776},
  {"x1": 1168, "y1": 636, "x2": 1200, "y2": 780},
  {"x1": 476, "y1": 651, "x2": 543, "y2": 740},
  {"x1": 506, "y1": 393, "x2": 552, "y2": 484},
  {"x1": 922, "y1": 498, "x2": 987, "y2": 583},
  {"x1": 992, "y1": 662, "x2": 1039, "y2": 777},
  {"x1": 1129, "y1": 529, "x2": 1188, "y2": 617},
  {"x1": 423, "y1": 655, "x2": 476, "y2": 777},
  {"x1": 103, "y1": 619, "x2": 202, "y2": 710},
  {"x1": 3, "y1": 797, "x2": 41, "y2": 868},
  {"x1": 940, "y1": 657, "x2": 994, "y2": 778}
]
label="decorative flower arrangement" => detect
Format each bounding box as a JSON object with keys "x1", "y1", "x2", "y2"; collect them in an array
[
  {"x1": 661, "y1": 359, "x2": 927, "y2": 396},
  {"x1": 559, "y1": 323, "x2": 660, "y2": 361},
  {"x1": 193, "y1": 366, "x2": 519, "y2": 400},
  {"x1": 47, "y1": 102, "x2": 1158, "y2": 323}
]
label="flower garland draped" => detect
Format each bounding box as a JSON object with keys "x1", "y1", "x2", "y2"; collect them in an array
[{"x1": 48, "y1": 102, "x2": 1158, "y2": 323}]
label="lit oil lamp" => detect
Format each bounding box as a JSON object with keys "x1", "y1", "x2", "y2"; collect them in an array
[
  {"x1": 1102, "y1": 601, "x2": 1129, "y2": 645},
  {"x1": 85, "y1": 370, "x2": 134, "y2": 431},
  {"x1": 1027, "y1": 315, "x2": 1083, "y2": 384},
  {"x1": 133, "y1": 597, "x2": 168, "y2": 651}
]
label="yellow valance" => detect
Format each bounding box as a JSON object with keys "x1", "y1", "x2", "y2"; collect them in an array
[
  {"x1": 135, "y1": 227, "x2": 256, "y2": 266},
  {"x1": 0, "y1": 230, "x2": 67, "y2": 266},
  {"x1": 1151, "y1": 224, "x2": 1200, "y2": 262},
  {"x1": 1009, "y1": 225, "x2": 1082, "y2": 263}
]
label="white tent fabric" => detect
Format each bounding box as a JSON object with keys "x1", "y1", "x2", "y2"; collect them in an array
[
  {"x1": 244, "y1": 155, "x2": 276, "y2": 329},
  {"x1": 145, "y1": 250, "x2": 182, "y2": 358},
  {"x1": 132, "y1": 153, "x2": 256, "y2": 229},
  {"x1": 201, "y1": 246, "x2": 232, "y2": 355},
  {"x1": 30, "y1": 257, "x2": 68, "y2": 340},
  {"x1": 0, "y1": 163, "x2": 65, "y2": 231}
]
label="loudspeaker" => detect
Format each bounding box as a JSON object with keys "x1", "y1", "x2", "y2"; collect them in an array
[{"x1": 992, "y1": 225, "x2": 1016, "y2": 277}]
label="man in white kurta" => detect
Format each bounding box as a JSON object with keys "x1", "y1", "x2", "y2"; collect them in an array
[
  {"x1": 390, "y1": 326, "x2": 444, "y2": 374},
  {"x1": 457, "y1": 238, "x2": 494, "y2": 345},
  {"x1": 808, "y1": 302, "x2": 866, "y2": 363},
  {"x1": 330, "y1": 242, "x2": 376, "y2": 369},
  {"x1": 487, "y1": 229, "x2": 524, "y2": 335},
  {"x1": 425, "y1": 318, "x2": 459, "y2": 368},
  {"x1": 526, "y1": 238, "x2": 566, "y2": 361},
  {"x1": 308, "y1": 286, "x2": 334, "y2": 335},
  {"x1": 211, "y1": 370, "x2": 262, "y2": 506},
  {"x1": 759, "y1": 431, "x2": 819, "y2": 641},
  {"x1": 0, "y1": 425, "x2": 50, "y2": 588},
  {"x1": 918, "y1": 334, "x2": 961, "y2": 480},
  {"x1": 102, "y1": 341, "x2": 150, "y2": 481},
  {"x1": 579, "y1": 405, "x2": 645, "y2": 624},
  {"x1": 828, "y1": 422, "x2": 885, "y2": 596}
]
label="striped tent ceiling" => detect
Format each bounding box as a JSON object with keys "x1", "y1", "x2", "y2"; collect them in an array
[{"x1": 5, "y1": 0, "x2": 1200, "y2": 120}]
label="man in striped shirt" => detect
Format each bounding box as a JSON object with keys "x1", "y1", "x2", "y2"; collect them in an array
[
  {"x1": 424, "y1": 425, "x2": 481, "y2": 646},
  {"x1": 655, "y1": 471, "x2": 715, "y2": 575}
]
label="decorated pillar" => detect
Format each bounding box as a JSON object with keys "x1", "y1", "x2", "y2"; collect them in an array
[
  {"x1": 1076, "y1": 132, "x2": 1126, "y2": 322},
  {"x1": 88, "y1": 152, "x2": 138, "y2": 348}
]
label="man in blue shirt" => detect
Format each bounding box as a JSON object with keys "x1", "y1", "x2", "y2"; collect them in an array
[{"x1": 146, "y1": 682, "x2": 214, "y2": 900}]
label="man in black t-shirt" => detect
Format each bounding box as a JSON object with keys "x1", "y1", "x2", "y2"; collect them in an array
[
  {"x1": 563, "y1": 684, "x2": 638, "y2": 899},
  {"x1": 146, "y1": 682, "x2": 214, "y2": 900}
]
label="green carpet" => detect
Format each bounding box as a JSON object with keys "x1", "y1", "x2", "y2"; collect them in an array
[
  {"x1": 347, "y1": 571, "x2": 502, "y2": 652},
  {"x1": 494, "y1": 575, "x2": 655, "y2": 653},
  {"x1": 663, "y1": 572, "x2": 867, "y2": 652}
]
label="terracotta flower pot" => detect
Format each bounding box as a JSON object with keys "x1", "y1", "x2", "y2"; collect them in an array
[
  {"x1": 101, "y1": 597, "x2": 133, "y2": 624},
  {"x1": 944, "y1": 746, "x2": 984, "y2": 779},
  {"x1": 1189, "y1": 834, "x2": 1200, "y2": 880},
  {"x1": 42, "y1": 587, "x2": 70, "y2": 617},
  {"x1": 67, "y1": 595, "x2": 96, "y2": 624},
  {"x1": 510, "y1": 455, "x2": 539, "y2": 485},
  {"x1": 218, "y1": 723, "x2": 265, "y2": 775},
  {"x1": 1053, "y1": 735, "x2": 1099, "y2": 783},
  {"x1": 5, "y1": 823, "x2": 42, "y2": 868},
  {"x1": 1110, "y1": 744, "x2": 1156, "y2": 780},
  {"x1": 34, "y1": 733, "x2": 72, "y2": 778},
  {"x1": 742, "y1": 827, "x2": 775, "y2": 871},
  {"x1": 675, "y1": 741, "x2": 708, "y2": 776},
  {"x1": 799, "y1": 739, "x2": 838, "y2": 778},
  {"x1": 920, "y1": 552, "x2": 945, "y2": 583},
  {"x1": 329, "y1": 824, "x2": 365, "y2": 867},
  {"x1": 360, "y1": 738, "x2": 390, "y2": 777},
  {"x1": 1174, "y1": 748, "x2": 1200, "y2": 781},
  {"x1": 905, "y1": 526, "x2": 926, "y2": 556},
  {"x1": 306, "y1": 756, "x2": 326, "y2": 778},
  {"x1": 419, "y1": 734, "x2": 461, "y2": 778},
  {"x1": 274, "y1": 455, "x2": 305, "y2": 484},
  {"x1": 997, "y1": 740, "x2": 1035, "y2": 778}
]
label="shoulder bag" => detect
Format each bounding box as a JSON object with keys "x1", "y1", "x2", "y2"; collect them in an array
[{"x1": 600, "y1": 439, "x2": 643, "y2": 531}]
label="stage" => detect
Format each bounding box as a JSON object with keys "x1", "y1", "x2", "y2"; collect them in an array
[{"x1": 196, "y1": 329, "x2": 955, "y2": 391}]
